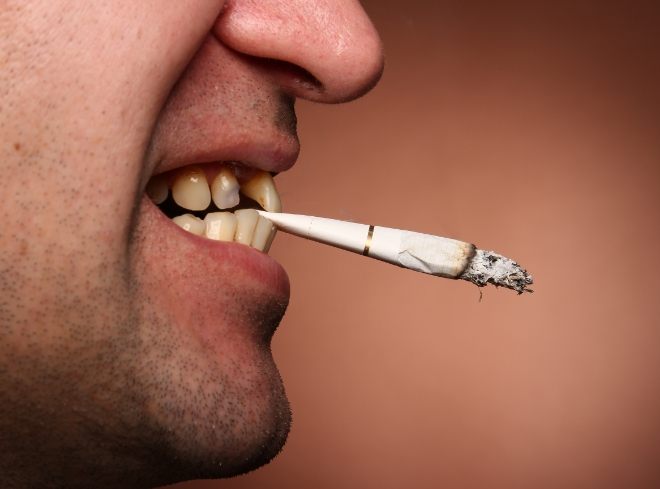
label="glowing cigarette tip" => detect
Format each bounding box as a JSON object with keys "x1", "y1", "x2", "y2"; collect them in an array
[{"x1": 258, "y1": 211, "x2": 533, "y2": 294}]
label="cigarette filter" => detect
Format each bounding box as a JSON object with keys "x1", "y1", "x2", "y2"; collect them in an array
[{"x1": 257, "y1": 211, "x2": 533, "y2": 294}]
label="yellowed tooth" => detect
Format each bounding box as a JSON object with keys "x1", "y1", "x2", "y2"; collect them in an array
[
  {"x1": 204, "y1": 212, "x2": 237, "y2": 241},
  {"x1": 251, "y1": 215, "x2": 275, "y2": 251},
  {"x1": 234, "y1": 209, "x2": 259, "y2": 245},
  {"x1": 146, "y1": 174, "x2": 168, "y2": 204},
  {"x1": 211, "y1": 167, "x2": 240, "y2": 209},
  {"x1": 172, "y1": 214, "x2": 205, "y2": 236},
  {"x1": 172, "y1": 166, "x2": 211, "y2": 211},
  {"x1": 263, "y1": 223, "x2": 277, "y2": 254},
  {"x1": 240, "y1": 171, "x2": 282, "y2": 213}
]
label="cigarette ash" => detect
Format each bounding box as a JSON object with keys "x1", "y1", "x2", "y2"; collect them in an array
[{"x1": 459, "y1": 249, "x2": 533, "y2": 294}]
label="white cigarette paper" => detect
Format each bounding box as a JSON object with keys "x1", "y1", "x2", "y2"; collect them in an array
[{"x1": 258, "y1": 211, "x2": 533, "y2": 294}]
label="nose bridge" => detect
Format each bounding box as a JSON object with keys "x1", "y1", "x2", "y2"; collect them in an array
[{"x1": 214, "y1": 0, "x2": 384, "y2": 102}]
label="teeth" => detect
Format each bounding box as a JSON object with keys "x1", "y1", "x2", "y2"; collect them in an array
[
  {"x1": 152, "y1": 165, "x2": 282, "y2": 253},
  {"x1": 175, "y1": 209, "x2": 276, "y2": 252},
  {"x1": 146, "y1": 174, "x2": 168, "y2": 204},
  {"x1": 211, "y1": 167, "x2": 240, "y2": 209},
  {"x1": 172, "y1": 214, "x2": 205, "y2": 236},
  {"x1": 204, "y1": 212, "x2": 238, "y2": 241},
  {"x1": 263, "y1": 223, "x2": 277, "y2": 253},
  {"x1": 240, "y1": 171, "x2": 282, "y2": 213},
  {"x1": 172, "y1": 166, "x2": 211, "y2": 211},
  {"x1": 251, "y1": 216, "x2": 276, "y2": 252},
  {"x1": 234, "y1": 209, "x2": 259, "y2": 245}
]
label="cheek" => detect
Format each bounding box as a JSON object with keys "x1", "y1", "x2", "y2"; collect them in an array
[{"x1": 3, "y1": 1, "x2": 230, "y2": 250}]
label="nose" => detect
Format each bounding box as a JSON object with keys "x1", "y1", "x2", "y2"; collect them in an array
[{"x1": 214, "y1": 0, "x2": 385, "y2": 103}]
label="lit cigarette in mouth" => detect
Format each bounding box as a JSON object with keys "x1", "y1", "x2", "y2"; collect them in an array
[{"x1": 257, "y1": 211, "x2": 533, "y2": 294}]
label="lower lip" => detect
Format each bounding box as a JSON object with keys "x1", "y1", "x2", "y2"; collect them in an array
[{"x1": 137, "y1": 197, "x2": 290, "y2": 332}]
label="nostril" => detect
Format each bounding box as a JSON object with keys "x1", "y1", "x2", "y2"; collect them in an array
[
  {"x1": 251, "y1": 57, "x2": 325, "y2": 97},
  {"x1": 213, "y1": 0, "x2": 384, "y2": 102}
]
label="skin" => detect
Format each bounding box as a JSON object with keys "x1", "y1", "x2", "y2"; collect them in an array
[{"x1": 0, "y1": 1, "x2": 383, "y2": 488}]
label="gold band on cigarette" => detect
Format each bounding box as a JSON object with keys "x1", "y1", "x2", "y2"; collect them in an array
[{"x1": 363, "y1": 225, "x2": 375, "y2": 256}]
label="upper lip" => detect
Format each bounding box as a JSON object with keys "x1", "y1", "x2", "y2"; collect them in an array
[{"x1": 150, "y1": 130, "x2": 300, "y2": 178}]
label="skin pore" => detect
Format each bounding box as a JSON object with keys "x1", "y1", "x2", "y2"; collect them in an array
[{"x1": 0, "y1": 1, "x2": 383, "y2": 488}]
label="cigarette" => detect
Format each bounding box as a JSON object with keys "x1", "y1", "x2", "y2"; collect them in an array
[{"x1": 257, "y1": 211, "x2": 533, "y2": 294}]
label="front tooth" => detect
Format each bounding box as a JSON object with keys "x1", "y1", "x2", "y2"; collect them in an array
[
  {"x1": 251, "y1": 215, "x2": 276, "y2": 252},
  {"x1": 146, "y1": 174, "x2": 168, "y2": 204},
  {"x1": 172, "y1": 166, "x2": 211, "y2": 211},
  {"x1": 240, "y1": 171, "x2": 282, "y2": 213},
  {"x1": 211, "y1": 167, "x2": 240, "y2": 209},
  {"x1": 204, "y1": 212, "x2": 237, "y2": 241},
  {"x1": 172, "y1": 214, "x2": 205, "y2": 235},
  {"x1": 263, "y1": 223, "x2": 277, "y2": 253},
  {"x1": 234, "y1": 209, "x2": 259, "y2": 245}
]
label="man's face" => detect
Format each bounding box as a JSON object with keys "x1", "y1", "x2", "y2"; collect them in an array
[{"x1": 0, "y1": 1, "x2": 382, "y2": 487}]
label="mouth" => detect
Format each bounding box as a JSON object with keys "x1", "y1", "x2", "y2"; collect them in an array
[
  {"x1": 146, "y1": 162, "x2": 282, "y2": 254},
  {"x1": 136, "y1": 156, "x2": 292, "y2": 346}
]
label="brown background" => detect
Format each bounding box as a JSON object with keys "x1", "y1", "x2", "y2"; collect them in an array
[{"x1": 175, "y1": 1, "x2": 660, "y2": 488}]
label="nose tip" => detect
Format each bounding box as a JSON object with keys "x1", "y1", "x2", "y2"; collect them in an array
[
  {"x1": 308, "y1": 18, "x2": 385, "y2": 103},
  {"x1": 214, "y1": 0, "x2": 385, "y2": 103}
]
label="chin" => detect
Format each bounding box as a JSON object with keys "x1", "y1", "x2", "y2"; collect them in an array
[
  {"x1": 128, "y1": 316, "x2": 292, "y2": 485},
  {"x1": 160, "y1": 360, "x2": 292, "y2": 482}
]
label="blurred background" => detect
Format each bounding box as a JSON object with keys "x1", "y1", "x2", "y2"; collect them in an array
[{"x1": 178, "y1": 1, "x2": 660, "y2": 488}]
